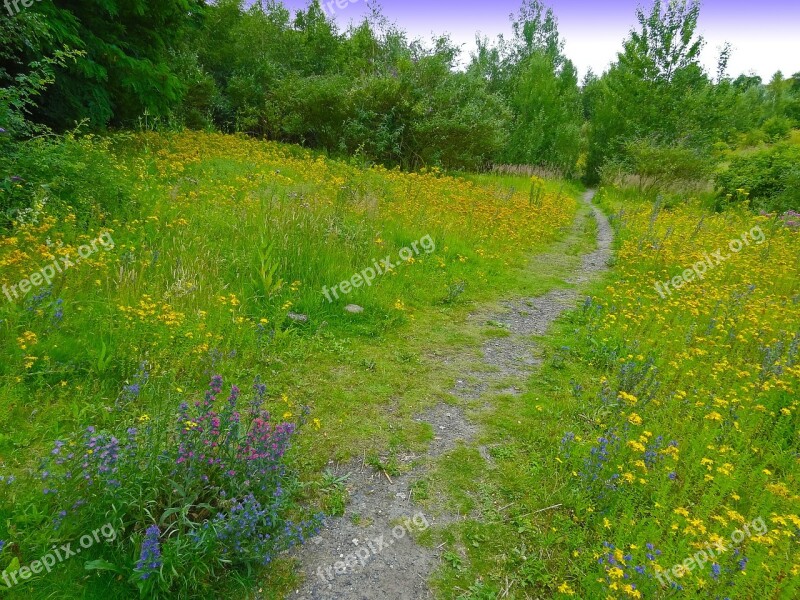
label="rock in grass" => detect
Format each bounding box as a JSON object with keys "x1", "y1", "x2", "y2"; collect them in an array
[
  {"x1": 287, "y1": 312, "x2": 308, "y2": 323},
  {"x1": 345, "y1": 304, "x2": 364, "y2": 314}
]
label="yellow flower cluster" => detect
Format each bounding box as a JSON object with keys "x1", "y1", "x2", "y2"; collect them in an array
[{"x1": 571, "y1": 191, "x2": 800, "y2": 598}]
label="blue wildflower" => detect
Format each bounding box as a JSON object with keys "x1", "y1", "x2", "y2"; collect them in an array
[
  {"x1": 738, "y1": 557, "x2": 748, "y2": 571},
  {"x1": 136, "y1": 525, "x2": 163, "y2": 580}
]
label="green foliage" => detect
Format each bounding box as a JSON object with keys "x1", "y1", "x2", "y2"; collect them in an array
[
  {"x1": 762, "y1": 116, "x2": 792, "y2": 142},
  {"x1": 715, "y1": 143, "x2": 800, "y2": 212},
  {"x1": 467, "y1": 0, "x2": 583, "y2": 174},
  {"x1": 612, "y1": 139, "x2": 713, "y2": 192},
  {"x1": 28, "y1": 0, "x2": 206, "y2": 128},
  {"x1": 0, "y1": 26, "x2": 83, "y2": 139},
  {"x1": 584, "y1": 0, "x2": 714, "y2": 184}
]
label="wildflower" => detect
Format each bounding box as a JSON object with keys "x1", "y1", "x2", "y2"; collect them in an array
[
  {"x1": 738, "y1": 557, "x2": 748, "y2": 571},
  {"x1": 557, "y1": 581, "x2": 576, "y2": 595},
  {"x1": 136, "y1": 525, "x2": 163, "y2": 580},
  {"x1": 627, "y1": 440, "x2": 646, "y2": 452}
]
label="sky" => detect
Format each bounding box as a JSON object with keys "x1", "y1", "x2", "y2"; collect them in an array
[{"x1": 276, "y1": 0, "x2": 800, "y2": 80}]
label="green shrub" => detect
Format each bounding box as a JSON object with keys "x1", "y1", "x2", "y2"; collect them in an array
[
  {"x1": 762, "y1": 116, "x2": 792, "y2": 142},
  {"x1": 736, "y1": 129, "x2": 768, "y2": 148},
  {"x1": 0, "y1": 134, "x2": 137, "y2": 229},
  {"x1": 715, "y1": 143, "x2": 800, "y2": 212}
]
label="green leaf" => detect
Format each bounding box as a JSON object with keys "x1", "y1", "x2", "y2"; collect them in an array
[{"x1": 84, "y1": 559, "x2": 122, "y2": 573}]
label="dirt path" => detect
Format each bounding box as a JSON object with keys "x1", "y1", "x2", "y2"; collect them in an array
[{"x1": 289, "y1": 190, "x2": 611, "y2": 599}]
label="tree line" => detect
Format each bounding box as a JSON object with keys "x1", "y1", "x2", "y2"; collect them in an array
[{"x1": 1, "y1": 0, "x2": 799, "y2": 182}]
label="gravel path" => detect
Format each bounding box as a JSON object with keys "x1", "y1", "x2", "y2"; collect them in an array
[{"x1": 289, "y1": 190, "x2": 611, "y2": 599}]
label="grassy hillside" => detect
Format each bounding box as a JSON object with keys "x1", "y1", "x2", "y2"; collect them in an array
[
  {"x1": 1, "y1": 131, "x2": 798, "y2": 599},
  {"x1": 0, "y1": 131, "x2": 577, "y2": 597}
]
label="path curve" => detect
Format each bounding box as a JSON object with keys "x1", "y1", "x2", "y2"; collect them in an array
[{"x1": 289, "y1": 190, "x2": 610, "y2": 600}]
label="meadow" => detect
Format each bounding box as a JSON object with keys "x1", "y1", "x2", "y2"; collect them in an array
[
  {"x1": 1, "y1": 129, "x2": 797, "y2": 599},
  {"x1": 423, "y1": 187, "x2": 800, "y2": 598},
  {"x1": 2, "y1": 0, "x2": 799, "y2": 597},
  {"x1": 0, "y1": 131, "x2": 579, "y2": 597}
]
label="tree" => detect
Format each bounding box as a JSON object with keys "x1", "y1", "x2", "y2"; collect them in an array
[
  {"x1": 28, "y1": 0, "x2": 207, "y2": 128},
  {"x1": 585, "y1": 0, "x2": 713, "y2": 183},
  {"x1": 467, "y1": 0, "x2": 582, "y2": 173}
]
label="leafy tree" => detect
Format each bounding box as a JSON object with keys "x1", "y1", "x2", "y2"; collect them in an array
[
  {"x1": 26, "y1": 0, "x2": 207, "y2": 128},
  {"x1": 467, "y1": 0, "x2": 582, "y2": 173},
  {"x1": 584, "y1": 0, "x2": 714, "y2": 183}
]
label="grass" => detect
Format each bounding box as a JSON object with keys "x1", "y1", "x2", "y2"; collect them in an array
[
  {"x1": 0, "y1": 131, "x2": 578, "y2": 597},
  {"x1": 2, "y1": 130, "x2": 797, "y2": 599},
  {"x1": 425, "y1": 186, "x2": 800, "y2": 599}
]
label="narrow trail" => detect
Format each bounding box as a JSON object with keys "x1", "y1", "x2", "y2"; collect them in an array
[{"x1": 290, "y1": 190, "x2": 611, "y2": 599}]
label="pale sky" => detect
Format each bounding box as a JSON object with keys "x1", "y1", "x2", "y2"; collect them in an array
[{"x1": 279, "y1": 0, "x2": 800, "y2": 80}]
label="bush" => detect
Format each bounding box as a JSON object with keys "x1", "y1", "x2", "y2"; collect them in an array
[
  {"x1": 0, "y1": 134, "x2": 137, "y2": 229},
  {"x1": 0, "y1": 377, "x2": 320, "y2": 596},
  {"x1": 601, "y1": 139, "x2": 714, "y2": 193},
  {"x1": 761, "y1": 116, "x2": 792, "y2": 142},
  {"x1": 736, "y1": 129, "x2": 768, "y2": 148},
  {"x1": 715, "y1": 143, "x2": 800, "y2": 212}
]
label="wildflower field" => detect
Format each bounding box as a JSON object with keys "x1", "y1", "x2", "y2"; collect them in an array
[
  {"x1": 566, "y1": 189, "x2": 800, "y2": 598},
  {"x1": 0, "y1": 131, "x2": 577, "y2": 597},
  {"x1": 2, "y1": 0, "x2": 799, "y2": 597},
  {"x1": 424, "y1": 187, "x2": 800, "y2": 598},
  {"x1": 0, "y1": 131, "x2": 798, "y2": 600}
]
